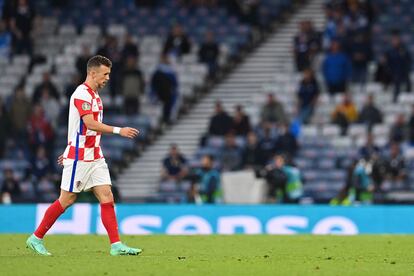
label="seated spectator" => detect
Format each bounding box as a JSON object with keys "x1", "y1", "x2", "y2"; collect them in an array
[
  {"x1": 242, "y1": 132, "x2": 262, "y2": 171},
  {"x1": 0, "y1": 20, "x2": 11, "y2": 57},
  {"x1": 358, "y1": 94, "x2": 383, "y2": 130},
  {"x1": 257, "y1": 126, "x2": 276, "y2": 166},
  {"x1": 121, "y1": 33, "x2": 139, "y2": 62},
  {"x1": 120, "y1": 55, "x2": 145, "y2": 115},
  {"x1": 220, "y1": 133, "x2": 242, "y2": 171},
  {"x1": 10, "y1": 86, "x2": 31, "y2": 142},
  {"x1": 1, "y1": 169, "x2": 21, "y2": 203},
  {"x1": 297, "y1": 68, "x2": 319, "y2": 124},
  {"x1": 331, "y1": 94, "x2": 358, "y2": 135},
  {"x1": 385, "y1": 30, "x2": 412, "y2": 102},
  {"x1": 260, "y1": 94, "x2": 288, "y2": 125},
  {"x1": 274, "y1": 123, "x2": 298, "y2": 158},
  {"x1": 389, "y1": 114, "x2": 408, "y2": 144},
  {"x1": 232, "y1": 105, "x2": 251, "y2": 136},
  {"x1": 359, "y1": 133, "x2": 381, "y2": 160},
  {"x1": 27, "y1": 104, "x2": 55, "y2": 155},
  {"x1": 198, "y1": 31, "x2": 219, "y2": 78},
  {"x1": 32, "y1": 72, "x2": 60, "y2": 104},
  {"x1": 264, "y1": 154, "x2": 303, "y2": 203},
  {"x1": 384, "y1": 143, "x2": 407, "y2": 190},
  {"x1": 163, "y1": 24, "x2": 192, "y2": 58},
  {"x1": 188, "y1": 155, "x2": 220, "y2": 204},
  {"x1": 408, "y1": 105, "x2": 414, "y2": 145},
  {"x1": 0, "y1": 97, "x2": 10, "y2": 158},
  {"x1": 322, "y1": 40, "x2": 352, "y2": 95},
  {"x1": 31, "y1": 146, "x2": 53, "y2": 180},
  {"x1": 208, "y1": 101, "x2": 233, "y2": 136},
  {"x1": 75, "y1": 45, "x2": 92, "y2": 80},
  {"x1": 151, "y1": 54, "x2": 178, "y2": 124},
  {"x1": 161, "y1": 144, "x2": 188, "y2": 182},
  {"x1": 348, "y1": 31, "x2": 371, "y2": 85}
]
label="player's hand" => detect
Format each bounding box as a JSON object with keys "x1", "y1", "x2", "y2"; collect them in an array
[
  {"x1": 57, "y1": 154, "x2": 64, "y2": 166},
  {"x1": 120, "y1": 127, "x2": 139, "y2": 139}
]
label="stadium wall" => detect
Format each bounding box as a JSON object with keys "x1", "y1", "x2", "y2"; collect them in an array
[{"x1": 1, "y1": 205, "x2": 413, "y2": 235}]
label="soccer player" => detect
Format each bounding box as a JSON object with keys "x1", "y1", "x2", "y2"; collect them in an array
[{"x1": 26, "y1": 55, "x2": 142, "y2": 256}]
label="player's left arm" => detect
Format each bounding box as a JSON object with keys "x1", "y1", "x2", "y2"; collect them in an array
[{"x1": 82, "y1": 114, "x2": 139, "y2": 139}]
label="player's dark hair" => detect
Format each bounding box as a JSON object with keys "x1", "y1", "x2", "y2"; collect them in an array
[{"x1": 87, "y1": 55, "x2": 112, "y2": 72}]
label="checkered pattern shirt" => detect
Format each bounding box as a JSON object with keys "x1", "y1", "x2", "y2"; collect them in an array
[{"x1": 63, "y1": 83, "x2": 104, "y2": 162}]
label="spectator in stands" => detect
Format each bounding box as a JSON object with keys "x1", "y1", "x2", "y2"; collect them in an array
[
  {"x1": 10, "y1": 86, "x2": 31, "y2": 142},
  {"x1": 348, "y1": 31, "x2": 371, "y2": 85},
  {"x1": 163, "y1": 24, "x2": 192, "y2": 58},
  {"x1": 0, "y1": 98, "x2": 10, "y2": 158},
  {"x1": 232, "y1": 105, "x2": 251, "y2": 136},
  {"x1": 322, "y1": 40, "x2": 352, "y2": 95},
  {"x1": 358, "y1": 94, "x2": 383, "y2": 130},
  {"x1": 260, "y1": 94, "x2": 288, "y2": 126},
  {"x1": 161, "y1": 144, "x2": 188, "y2": 183},
  {"x1": 32, "y1": 72, "x2": 60, "y2": 104},
  {"x1": 242, "y1": 132, "x2": 262, "y2": 171},
  {"x1": 208, "y1": 101, "x2": 233, "y2": 136},
  {"x1": 188, "y1": 154, "x2": 220, "y2": 204},
  {"x1": 384, "y1": 143, "x2": 407, "y2": 190},
  {"x1": 7, "y1": 0, "x2": 35, "y2": 55},
  {"x1": 408, "y1": 104, "x2": 414, "y2": 145},
  {"x1": 385, "y1": 30, "x2": 412, "y2": 102},
  {"x1": 374, "y1": 55, "x2": 392, "y2": 90},
  {"x1": 344, "y1": 1, "x2": 369, "y2": 34},
  {"x1": 97, "y1": 35, "x2": 121, "y2": 98},
  {"x1": 274, "y1": 123, "x2": 298, "y2": 158},
  {"x1": 75, "y1": 45, "x2": 91, "y2": 80},
  {"x1": 121, "y1": 33, "x2": 139, "y2": 62},
  {"x1": 257, "y1": 126, "x2": 276, "y2": 166},
  {"x1": 120, "y1": 55, "x2": 145, "y2": 115},
  {"x1": 264, "y1": 154, "x2": 303, "y2": 203},
  {"x1": 151, "y1": 54, "x2": 178, "y2": 124},
  {"x1": 389, "y1": 114, "x2": 408, "y2": 144},
  {"x1": 27, "y1": 104, "x2": 55, "y2": 155},
  {"x1": 297, "y1": 68, "x2": 319, "y2": 124},
  {"x1": 198, "y1": 31, "x2": 219, "y2": 78},
  {"x1": 331, "y1": 93, "x2": 358, "y2": 135},
  {"x1": 293, "y1": 20, "x2": 321, "y2": 71},
  {"x1": 220, "y1": 133, "x2": 242, "y2": 171},
  {"x1": 39, "y1": 88, "x2": 60, "y2": 128},
  {"x1": 1, "y1": 168, "x2": 21, "y2": 203},
  {"x1": 0, "y1": 20, "x2": 11, "y2": 57},
  {"x1": 359, "y1": 133, "x2": 381, "y2": 160},
  {"x1": 31, "y1": 146, "x2": 53, "y2": 180}
]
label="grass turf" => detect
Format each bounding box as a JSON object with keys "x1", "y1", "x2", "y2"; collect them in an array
[{"x1": 1, "y1": 235, "x2": 414, "y2": 276}]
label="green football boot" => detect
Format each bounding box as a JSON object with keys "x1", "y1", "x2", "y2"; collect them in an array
[
  {"x1": 110, "y1": 242, "x2": 142, "y2": 256},
  {"x1": 26, "y1": 234, "x2": 52, "y2": 256}
]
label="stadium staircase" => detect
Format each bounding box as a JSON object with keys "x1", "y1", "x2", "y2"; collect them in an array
[{"x1": 117, "y1": 0, "x2": 326, "y2": 202}]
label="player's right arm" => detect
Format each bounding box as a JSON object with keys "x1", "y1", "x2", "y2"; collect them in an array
[{"x1": 82, "y1": 114, "x2": 139, "y2": 139}]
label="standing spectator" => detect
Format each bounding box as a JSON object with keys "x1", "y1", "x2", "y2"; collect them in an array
[
  {"x1": 384, "y1": 143, "x2": 407, "y2": 190},
  {"x1": 348, "y1": 31, "x2": 371, "y2": 85},
  {"x1": 408, "y1": 104, "x2": 414, "y2": 145},
  {"x1": 198, "y1": 31, "x2": 219, "y2": 78},
  {"x1": 242, "y1": 132, "x2": 262, "y2": 171},
  {"x1": 27, "y1": 104, "x2": 55, "y2": 155},
  {"x1": 188, "y1": 155, "x2": 220, "y2": 204},
  {"x1": 163, "y1": 24, "x2": 192, "y2": 58},
  {"x1": 75, "y1": 45, "x2": 91, "y2": 80},
  {"x1": 8, "y1": 0, "x2": 35, "y2": 55},
  {"x1": 385, "y1": 31, "x2": 412, "y2": 102},
  {"x1": 0, "y1": 20, "x2": 11, "y2": 58},
  {"x1": 161, "y1": 144, "x2": 188, "y2": 183},
  {"x1": 208, "y1": 101, "x2": 233, "y2": 136},
  {"x1": 120, "y1": 55, "x2": 145, "y2": 115},
  {"x1": 358, "y1": 94, "x2": 383, "y2": 130},
  {"x1": 0, "y1": 97, "x2": 10, "y2": 158},
  {"x1": 97, "y1": 35, "x2": 121, "y2": 99},
  {"x1": 260, "y1": 94, "x2": 288, "y2": 125},
  {"x1": 220, "y1": 133, "x2": 242, "y2": 172},
  {"x1": 322, "y1": 40, "x2": 352, "y2": 96},
  {"x1": 121, "y1": 33, "x2": 139, "y2": 62},
  {"x1": 374, "y1": 55, "x2": 392, "y2": 90},
  {"x1": 232, "y1": 105, "x2": 251, "y2": 136},
  {"x1": 297, "y1": 68, "x2": 319, "y2": 124},
  {"x1": 151, "y1": 54, "x2": 178, "y2": 124},
  {"x1": 293, "y1": 20, "x2": 321, "y2": 71},
  {"x1": 331, "y1": 93, "x2": 358, "y2": 135},
  {"x1": 274, "y1": 123, "x2": 298, "y2": 158},
  {"x1": 32, "y1": 72, "x2": 60, "y2": 104},
  {"x1": 9, "y1": 86, "x2": 31, "y2": 141},
  {"x1": 389, "y1": 114, "x2": 408, "y2": 144}
]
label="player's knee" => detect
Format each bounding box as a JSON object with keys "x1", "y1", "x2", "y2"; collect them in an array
[
  {"x1": 59, "y1": 193, "x2": 77, "y2": 209},
  {"x1": 99, "y1": 189, "x2": 114, "y2": 203}
]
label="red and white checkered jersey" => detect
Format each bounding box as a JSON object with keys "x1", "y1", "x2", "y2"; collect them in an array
[{"x1": 63, "y1": 83, "x2": 104, "y2": 162}]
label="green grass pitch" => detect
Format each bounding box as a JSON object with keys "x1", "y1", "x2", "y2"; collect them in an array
[{"x1": 1, "y1": 235, "x2": 414, "y2": 276}]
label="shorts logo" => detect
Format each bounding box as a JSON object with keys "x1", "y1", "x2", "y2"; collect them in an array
[{"x1": 82, "y1": 102, "x2": 91, "y2": 111}]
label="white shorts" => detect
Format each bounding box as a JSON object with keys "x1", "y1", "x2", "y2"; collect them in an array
[{"x1": 61, "y1": 158, "x2": 112, "y2": 193}]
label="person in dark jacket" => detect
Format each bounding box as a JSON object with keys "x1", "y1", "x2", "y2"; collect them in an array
[
  {"x1": 163, "y1": 24, "x2": 192, "y2": 58},
  {"x1": 208, "y1": 101, "x2": 233, "y2": 136},
  {"x1": 322, "y1": 40, "x2": 352, "y2": 95},
  {"x1": 297, "y1": 68, "x2": 319, "y2": 124},
  {"x1": 32, "y1": 72, "x2": 60, "y2": 104},
  {"x1": 274, "y1": 123, "x2": 298, "y2": 158},
  {"x1": 232, "y1": 105, "x2": 251, "y2": 136},
  {"x1": 385, "y1": 31, "x2": 412, "y2": 102},
  {"x1": 198, "y1": 31, "x2": 219, "y2": 78},
  {"x1": 358, "y1": 94, "x2": 383, "y2": 130},
  {"x1": 348, "y1": 31, "x2": 371, "y2": 85},
  {"x1": 242, "y1": 132, "x2": 262, "y2": 171}
]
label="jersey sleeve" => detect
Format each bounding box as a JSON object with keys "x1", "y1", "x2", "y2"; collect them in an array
[{"x1": 73, "y1": 89, "x2": 93, "y2": 117}]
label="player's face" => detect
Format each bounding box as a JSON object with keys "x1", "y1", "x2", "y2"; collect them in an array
[{"x1": 93, "y1": 65, "x2": 111, "y2": 90}]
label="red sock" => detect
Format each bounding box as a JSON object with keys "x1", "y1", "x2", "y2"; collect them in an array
[
  {"x1": 100, "y1": 202, "x2": 120, "y2": 244},
  {"x1": 34, "y1": 200, "x2": 65, "y2": 239}
]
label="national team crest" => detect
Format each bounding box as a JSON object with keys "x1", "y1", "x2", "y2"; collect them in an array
[{"x1": 82, "y1": 102, "x2": 91, "y2": 111}]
